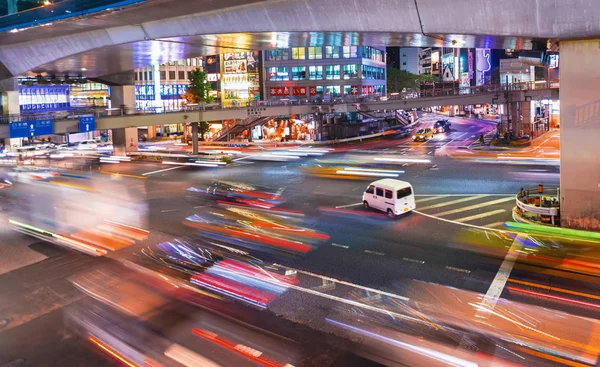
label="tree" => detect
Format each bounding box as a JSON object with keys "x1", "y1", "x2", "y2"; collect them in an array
[
  {"x1": 185, "y1": 68, "x2": 214, "y2": 141},
  {"x1": 186, "y1": 68, "x2": 214, "y2": 104},
  {"x1": 387, "y1": 68, "x2": 439, "y2": 93}
]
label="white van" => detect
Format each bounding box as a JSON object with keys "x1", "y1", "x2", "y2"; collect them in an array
[
  {"x1": 362, "y1": 178, "x2": 416, "y2": 218},
  {"x1": 77, "y1": 139, "x2": 98, "y2": 151}
]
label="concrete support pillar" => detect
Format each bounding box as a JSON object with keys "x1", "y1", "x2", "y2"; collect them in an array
[
  {"x1": 509, "y1": 102, "x2": 520, "y2": 136},
  {"x1": 111, "y1": 127, "x2": 138, "y2": 156},
  {"x1": 109, "y1": 86, "x2": 136, "y2": 114},
  {"x1": 559, "y1": 40, "x2": 600, "y2": 231},
  {"x1": 448, "y1": 106, "x2": 456, "y2": 117},
  {"x1": 191, "y1": 123, "x2": 198, "y2": 155},
  {"x1": 1, "y1": 90, "x2": 19, "y2": 118},
  {"x1": 147, "y1": 125, "x2": 157, "y2": 140},
  {"x1": 521, "y1": 100, "x2": 535, "y2": 135}
]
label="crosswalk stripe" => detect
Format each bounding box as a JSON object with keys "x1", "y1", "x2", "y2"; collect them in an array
[
  {"x1": 436, "y1": 197, "x2": 515, "y2": 217},
  {"x1": 455, "y1": 209, "x2": 506, "y2": 223},
  {"x1": 416, "y1": 195, "x2": 446, "y2": 203},
  {"x1": 482, "y1": 221, "x2": 505, "y2": 229},
  {"x1": 418, "y1": 195, "x2": 488, "y2": 211}
]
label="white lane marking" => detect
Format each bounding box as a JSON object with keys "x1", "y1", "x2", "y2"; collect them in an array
[
  {"x1": 364, "y1": 250, "x2": 385, "y2": 256},
  {"x1": 416, "y1": 195, "x2": 446, "y2": 203},
  {"x1": 274, "y1": 264, "x2": 410, "y2": 302},
  {"x1": 418, "y1": 195, "x2": 488, "y2": 211},
  {"x1": 142, "y1": 165, "x2": 185, "y2": 176},
  {"x1": 402, "y1": 257, "x2": 425, "y2": 264},
  {"x1": 331, "y1": 243, "x2": 349, "y2": 249},
  {"x1": 445, "y1": 266, "x2": 471, "y2": 274},
  {"x1": 352, "y1": 186, "x2": 362, "y2": 191},
  {"x1": 454, "y1": 209, "x2": 507, "y2": 223},
  {"x1": 161, "y1": 209, "x2": 178, "y2": 213},
  {"x1": 436, "y1": 197, "x2": 514, "y2": 217},
  {"x1": 414, "y1": 210, "x2": 512, "y2": 233},
  {"x1": 440, "y1": 132, "x2": 469, "y2": 146},
  {"x1": 335, "y1": 202, "x2": 362, "y2": 209},
  {"x1": 475, "y1": 235, "x2": 523, "y2": 318}
]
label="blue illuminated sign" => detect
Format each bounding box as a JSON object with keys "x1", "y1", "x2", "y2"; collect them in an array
[
  {"x1": 79, "y1": 115, "x2": 96, "y2": 132},
  {"x1": 9, "y1": 119, "x2": 54, "y2": 138},
  {"x1": 19, "y1": 86, "x2": 70, "y2": 112}
]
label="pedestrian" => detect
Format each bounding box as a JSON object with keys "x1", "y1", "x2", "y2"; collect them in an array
[{"x1": 479, "y1": 133, "x2": 485, "y2": 146}]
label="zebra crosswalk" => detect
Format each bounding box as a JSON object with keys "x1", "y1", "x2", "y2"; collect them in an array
[
  {"x1": 470, "y1": 130, "x2": 496, "y2": 148},
  {"x1": 415, "y1": 194, "x2": 515, "y2": 227}
]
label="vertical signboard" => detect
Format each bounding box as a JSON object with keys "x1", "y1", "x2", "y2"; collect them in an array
[
  {"x1": 79, "y1": 116, "x2": 96, "y2": 133},
  {"x1": 475, "y1": 48, "x2": 491, "y2": 86}
]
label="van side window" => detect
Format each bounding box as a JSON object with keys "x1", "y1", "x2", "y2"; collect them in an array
[
  {"x1": 366, "y1": 185, "x2": 374, "y2": 194},
  {"x1": 376, "y1": 187, "x2": 384, "y2": 197},
  {"x1": 385, "y1": 189, "x2": 393, "y2": 199},
  {"x1": 397, "y1": 187, "x2": 412, "y2": 199}
]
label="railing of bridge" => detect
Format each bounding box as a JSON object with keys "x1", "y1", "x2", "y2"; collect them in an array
[
  {"x1": 0, "y1": 0, "x2": 147, "y2": 33},
  {"x1": 0, "y1": 81, "x2": 558, "y2": 125}
]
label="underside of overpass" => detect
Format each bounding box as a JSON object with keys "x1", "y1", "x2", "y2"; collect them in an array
[{"x1": 0, "y1": 0, "x2": 593, "y2": 80}]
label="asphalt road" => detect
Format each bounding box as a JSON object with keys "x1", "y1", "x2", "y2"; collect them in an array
[{"x1": 1, "y1": 115, "x2": 597, "y2": 367}]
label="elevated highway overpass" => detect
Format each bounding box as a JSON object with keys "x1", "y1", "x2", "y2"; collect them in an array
[{"x1": 0, "y1": 0, "x2": 595, "y2": 80}]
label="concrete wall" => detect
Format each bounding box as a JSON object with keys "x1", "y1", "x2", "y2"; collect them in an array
[{"x1": 559, "y1": 40, "x2": 600, "y2": 230}]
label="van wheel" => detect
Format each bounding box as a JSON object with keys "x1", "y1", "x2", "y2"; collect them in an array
[
  {"x1": 387, "y1": 209, "x2": 395, "y2": 219},
  {"x1": 363, "y1": 201, "x2": 369, "y2": 209}
]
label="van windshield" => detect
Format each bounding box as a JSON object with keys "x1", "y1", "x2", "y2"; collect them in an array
[{"x1": 397, "y1": 187, "x2": 412, "y2": 199}]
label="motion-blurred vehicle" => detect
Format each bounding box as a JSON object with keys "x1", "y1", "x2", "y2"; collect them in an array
[
  {"x1": 77, "y1": 139, "x2": 98, "y2": 150},
  {"x1": 6, "y1": 167, "x2": 59, "y2": 183},
  {"x1": 188, "y1": 181, "x2": 285, "y2": 208},
  {"x1": 363, "y1": 179, "x2": 415, "y2": 218},
  {"x1": 433, "y1": 119, "x2": 451, "y2": 133},
  {"x1": 412, "y1": 128, "x2": 433, "y2": 141}
]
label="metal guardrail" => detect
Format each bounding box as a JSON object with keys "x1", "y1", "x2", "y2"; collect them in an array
[
  {"x1": 515, "y1": 186, "x2": 560, "y2": 225},
  {"x1": 0, "y1": 81, "x2": 559, "y2": 125}
]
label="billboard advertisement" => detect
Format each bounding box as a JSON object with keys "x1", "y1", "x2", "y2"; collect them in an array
[
  {"x1": 221, "y1": 51, "x2": 261, "y2": 106},
  {"x1": 19, "y1": 86, "x2": 70, "y2": 112},
  {"x1": 475, "y1": 48, "x2": 492, "y2": 86}
]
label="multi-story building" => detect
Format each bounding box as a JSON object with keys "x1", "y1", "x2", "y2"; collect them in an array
[
  {"x1": 133, "y1": 57, "x2": 204, "y2": 111},
  {"x1": 399, "y1": 48, "x2": 421, "y2": 75},
  {"x1": 419, "y1": 48, "x2": 432, "y2": 75},
  {"x1": 262, "y1": 46, "x2": 386, "y2": 99}
]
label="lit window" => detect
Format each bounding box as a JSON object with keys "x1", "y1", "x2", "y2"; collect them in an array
[
  {"x1": 292, "y1": 66, "x2": 306, "y2": 80},
  {"x1": 268, "y1": 66, "x2": 289, "y2": 81},
  {"x1": 325, "y1": 86, "x2": 341, "y2": 96},
  {"x1": 309, "y1": 66, "x2": 323, "y2": 80},
  {"x1": 325, "y1": 65, "x2": 341, "y2": 80},
  {"x1": 325, "y1": 46, "x2": 339, "y2": 59},
  {"x1": 308, "y1": 47, "x2": 322, "y2": 60},
  {"x1": 292, "y1": 47, "x2": 306, "y2": 60},
  {"x1": 268, "y1": 49, "x2": 289, "y2": 61},
  {"x1": 343, "y1": 64, "x2": 358, "y2": 79},
  {"x1": 342, "y1": 46, "x2": 358, "y2": 58}
]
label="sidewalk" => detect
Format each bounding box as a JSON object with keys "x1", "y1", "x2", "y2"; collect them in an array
[{"x1": 471, "y1": 128, "x2": 558, "y2": 150}]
